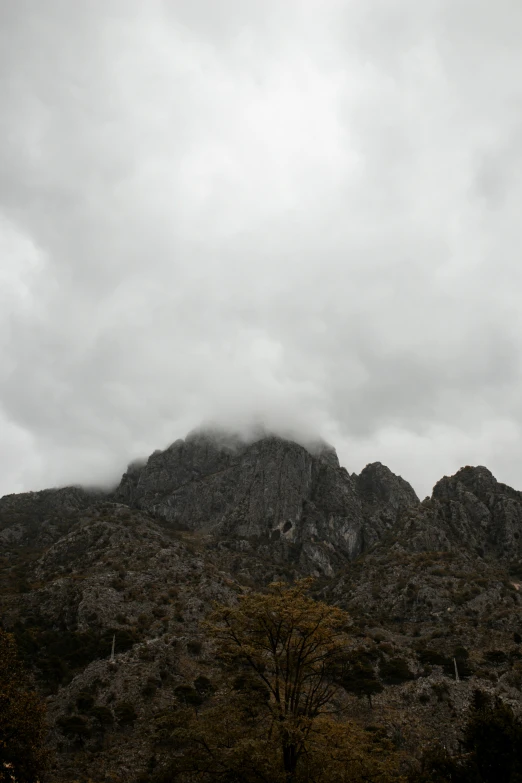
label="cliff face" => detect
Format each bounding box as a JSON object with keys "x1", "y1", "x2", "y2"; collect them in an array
[
  {"x1": 354, "y1": 462, "x2": 420, "y2": 549},
  {"x1": 112, "y1": 431, "x2": 419, "y2": 573},
  {"x1": 388, "y1": 465, "x2": 522, "y2": 561}
]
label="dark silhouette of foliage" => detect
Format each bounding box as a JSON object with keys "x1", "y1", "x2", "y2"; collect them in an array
[
  {"x1": 90, "y1": 705, "x2": 114, "y2": 728},
  {"x1": 56, "y1": 715, "x2": 91, "y2": 743},
  {"x1": 114, "y1": 702, "x2": 138, "y2": 726},
  {"x1": 329, "y1": 650, "x2": 384, "y2": 707},
  {"x1": 0, "y1": 629, "x2": 50, "y2": 783},
  {"x1": 341, "y1": 660, "x2": 384, "y2": 706},
  {"x1": 379, "y1": 656, "x2": 414, "y2": 685},
  {"x1": 415, "y1": 690, "x2": 522, "y2": 783},
  {"x1": 174, "y1": 685, "x2": 203, "y2": 709},
  {"x1": 460, "y1": 691, "x2": 522, "y2": 782},
  {"x1": 12, "y1": 622, "x2": 140, "y2": 692}
]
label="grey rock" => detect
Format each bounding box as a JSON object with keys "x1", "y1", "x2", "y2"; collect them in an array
[
  {"x1": 113, "y1": 430, "x2": 419, "y2": 573},
  {"x1": 355, "y1": 462, "x2": 421, "y2": 548},
  {"x1": 392, "y1": 465, "x2": 522, "y2": 559},
  {"x1": 0, "y1": 485, "x2": 105, "y2": 549}
]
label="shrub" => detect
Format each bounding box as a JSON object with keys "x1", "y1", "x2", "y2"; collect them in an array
[
  {"x1": 142, "y1": 682, "x2": 157, "y2": 698},
  {"x1": 76, "y1": 691, "x2": 95, "y2": 712},
  {"x1": 417, "y1": 649, "x2": 449, "y2": 667},
  {"x1": 485, "y1": 650, "x2": 508, "y2": 665},
  {"x1": 431, "y1": 682, "x2": 450, "y2": 703},
  {"x1": 56, "y1": 714, "x2": 91, "y2": 740},
  {"x1": 174, "y1": 685, "x2": 203, "y2": 708},
  {"x1": 379, "y1": 657, "x2": 414, "y2": 685},
  {"x1": 90, "y1": 705, "x2": 114, "y2": 726},
  {"x1": 194, "y1": 675, "x2": 214, "y2": 698},
  {"x1": 114, "y1": 702, "x2": 138, "y2": 725},
  {"x1": 187, "y1": 640, "x2": 202, "y2": 656}
]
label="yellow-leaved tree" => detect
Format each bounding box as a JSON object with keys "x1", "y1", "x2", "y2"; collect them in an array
[
  {"x1": 154, "y1": 580, "x2": 404, "y2": 783},
  {"x1": 209, "y1": 578, "x2": 349, "y2": 779}
]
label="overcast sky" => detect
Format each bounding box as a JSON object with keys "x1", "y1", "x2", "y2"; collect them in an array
[{"x1": 1, "y1": 0, "x2": 522, "y2": 500}]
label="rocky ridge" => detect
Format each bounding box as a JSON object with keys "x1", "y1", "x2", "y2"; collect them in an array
[
  {"x1": 2, "y1": 429, "x2": 522, "y2": 782},
  {"x1": 112, "y1": 430, "x2": 419, "y2": 574}
]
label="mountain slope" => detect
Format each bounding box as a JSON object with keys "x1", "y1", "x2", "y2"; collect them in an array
[{"x1": 2, "y1": 431, "x2": 522, "y2": 782}]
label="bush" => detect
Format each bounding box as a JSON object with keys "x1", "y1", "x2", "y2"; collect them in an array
[
  {"x1": 56, "y1": 714, "x2": 91, "y2": 740},
  {"x1": 417, "y1": 649, "x2": 449, "y2": 667},
  {"x1": 114, "y1": 702, "x2": 138, "y2": 725},
  {"x1": 90, "y1": 705, "x2": 114, "y2": 726},
  {"x1": 12, "y1": 623, "x2": 140, "y2": 692},
  {"x1": 143, "y1": 676, "x2": 161, "y2": 698},
  {"x1": 0, "y1": 629, "x2": 50, "y2": 782},
  {"x1": 187, "y1": 640, "x2": 202, "y2": 656},
  {"x1": 194, "y1": 675, "x2": 213, "y2": 697},
  {"x1": 415, "y1": 691, "x2": 522, "y2": 782},
  {"x1": 431, "y1": 682, "x2": 450, "y2": 703},
  {"x1": 76, "y1": 691, "x2": 95, "y2": 712},
  {"x1": 142, "y1": 682, "x2": 158, "y2": 698},
  {"x1": 379, "y1": 657, "x2": 414, "y2": 685},
  {"x1": 174, "y1": 685, "x2": 203, "y2": 708},
  {"x1": 484, "y1": 650, "x2": 508, "y2": 665}
]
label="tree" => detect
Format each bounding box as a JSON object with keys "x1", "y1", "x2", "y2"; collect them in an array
[
  {"x1": 0, "y1": 628, "x2": 50, "y2": 783},
  {"x1": 460, "y1": 691, "x2": 522, "y2": 782},
  {"x1": 337, "y1": 658, "x2": 383, "y2": 708},
  {"x1": 414, "y1": 690, "x2": 522, "y2": 783},
  {"x1": 206, "y1": 579, "x2": 350, "y2": 781},
  {"x1": 153, "y1": 580, "x2": 403, "y2": 783}
]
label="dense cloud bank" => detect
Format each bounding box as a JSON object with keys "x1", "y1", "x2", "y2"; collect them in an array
[{"x1": 1, "y1": 1, "x2": 522, "y2": 498}]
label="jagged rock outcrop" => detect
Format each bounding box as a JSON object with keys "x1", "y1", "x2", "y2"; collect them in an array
[
  {"x1": 113, "y1": 430, "x2": 419, "y2": 574},
  {"x1": 389, "y1": 465, "x2": 522, "y2": 562},
  {"x1": 355, "y1": 462, "x2": 420, "y2": 549}
]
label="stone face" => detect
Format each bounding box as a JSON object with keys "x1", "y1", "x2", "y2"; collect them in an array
[
  {"x1": 0, "y1": 485, "x2": 104, "y2": 549},
  {"x1": 355, "y1": 462, "x2": 421, "y2": 549},
  {"x1": 391, "y1": 465, "x2": 522, "y2": 559},
  {"x1": 112, "y1": 431, "x2": 420, "y2": 573}
]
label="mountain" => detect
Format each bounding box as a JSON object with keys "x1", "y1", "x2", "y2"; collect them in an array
[
  {"x1": 383, "y1": 464, "x2": 522, "y2": 562},
  {"x1": 112, "y1": 429, "x2": 419, "y2": 574},
  {"x1": 2, "y1": 429, "x2": 522, "y2": 782}
]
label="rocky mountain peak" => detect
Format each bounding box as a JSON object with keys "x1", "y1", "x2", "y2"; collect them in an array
[
  {"x1": 432, "y1": 465, "x2": 498, "y2": 501},
  {"x1": 353, "y1": 462, "x2": 420, "y2": 550},
  {"x1": 389, "y1": 464, "x2": 522, "y2": 560},
  {"x1": 356, "y1": 461, "x2": 419, "y2": 506},
  {"x1": 107, "y1": 429, "x2": 419, "y2": 574},
  {"x1": 432, "y1": 465, "x2": 522, "y2": 509}
]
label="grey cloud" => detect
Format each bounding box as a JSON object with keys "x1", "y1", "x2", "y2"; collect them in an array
[{"x1": 1, "y1": 0, "x2": 522, "y2": 500}]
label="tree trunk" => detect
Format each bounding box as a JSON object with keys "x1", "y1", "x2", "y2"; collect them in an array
[{"x1": 283, "y1": 742, "x2": 298, "y2": 782}]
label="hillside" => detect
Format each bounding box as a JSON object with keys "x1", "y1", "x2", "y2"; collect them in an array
[{"x1": 1, "y1": 429, "x2": 522, "y2": 781}]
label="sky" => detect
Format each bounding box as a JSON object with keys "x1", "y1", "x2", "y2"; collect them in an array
[{"x1": 1, "y1": 0, "x2": 522, "y2": 500}]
